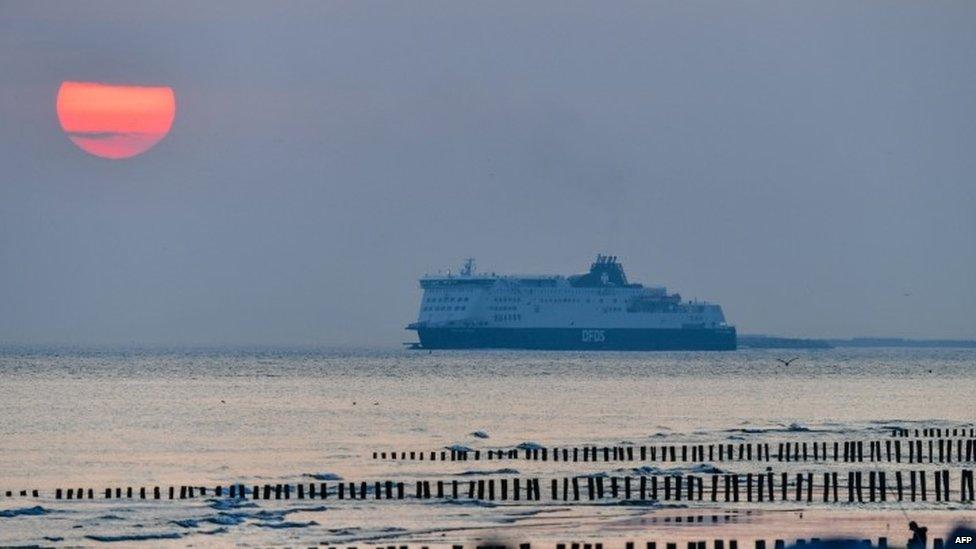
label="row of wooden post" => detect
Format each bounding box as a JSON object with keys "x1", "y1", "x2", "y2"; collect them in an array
[
  {"x1": 35, "y1": 469, "x2": 976, "y2": 503},
  {"x1": 892, "y1": 427, "x2": 975, "y2": 438},
  {"x1": 375, "y1": 439, "x2": 976, "y2": 464},
  {"x1": 2, "y1": 489, "x2": 39, "y2": 497},
  {"x1": 308, "y1": 539, "x2": 954, "y2": 549}
]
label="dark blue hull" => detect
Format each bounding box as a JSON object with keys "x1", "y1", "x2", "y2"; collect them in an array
[{"x1": 413, "y1": 326, "x2": 736, "y2": 351}]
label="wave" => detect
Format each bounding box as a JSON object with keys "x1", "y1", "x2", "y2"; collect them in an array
[
  {"x1": 437, "y1": 499, "x2": 498, "y2": 508},
  {"x1": 458, "y1": 468, "x2": 520, "y2": 476},
  {"x1": 272, "y1": 505, "x2": 327, "y2": 516},
  {"x1": 208, "y1": 498, "x2": 258, "y2": 510},
  {"x1": 608, "y1": 464, "x2": 724, "y2": 476},
  {"x1": 326, "y1": 527, "x2": 360, "y2": 536},
  {"x1": 85, "y1": 532, "x2": 182, "y2": 542},
  {"x1": 207, "y1": 513, "x2": 249, "y2": 526},
  {"x1": 687, "y1": 463, "x2": 724, "y2": 474},
  {"x1": 516, "y1": 442, "x2": 544, "y2": 450},
  {"x1": 723, "y1": 422, "x2": 813, "y2": 434},
  {"x1": 612, "y1": 499, "x2": 663, "y2": 507},
  {"x1": 255, "y1": 520, "x2": 318, "y2": 529},
  {"x1": 626, "y1": 465, "x2": 665, "y2": 475},
  {"x1": 0, "y1": 506, "x2": 49, "y2": 518},
  {"x1": 172, "y1": 513, "x2": 248, "y2": 529},
  {"x1": 172, "y1": 503, "x2": 329, "y2": 533},
  {"x1": 251, "y1": 506, "x2": 328, "y2": 523},
  {"x1": 305, "y1": 472, "x2": 342, "y2": 481}
]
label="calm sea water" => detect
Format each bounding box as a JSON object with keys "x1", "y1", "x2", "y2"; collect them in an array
[{"x1": 0, "y1": 347, "x2": 973, "y2": 546}]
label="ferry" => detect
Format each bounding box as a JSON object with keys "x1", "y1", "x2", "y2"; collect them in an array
[{"x1": 407, "y1": 255, "x2": 736, "y2": 350}]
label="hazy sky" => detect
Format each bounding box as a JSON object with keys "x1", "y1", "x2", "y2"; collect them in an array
[{"x1": 1, "y1": 1, "x2": 974, "y2": 345}]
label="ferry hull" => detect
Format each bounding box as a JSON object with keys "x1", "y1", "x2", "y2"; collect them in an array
[{"x1": 413, "y1": 326, "x2": 736, "y2": 351}]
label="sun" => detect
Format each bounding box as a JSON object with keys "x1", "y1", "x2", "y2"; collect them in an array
[{"x1": 56, "y1": 81, "x2": 176, "y2": 160}]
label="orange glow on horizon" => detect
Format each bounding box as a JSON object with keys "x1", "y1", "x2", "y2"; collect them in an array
[{"x1": 56, "y1": 81, "x2": 176, "y2": 159}]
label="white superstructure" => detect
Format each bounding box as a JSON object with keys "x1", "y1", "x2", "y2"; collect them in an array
[{"x1": 414, "y1": 256, "x2": 728, "y2": 331}]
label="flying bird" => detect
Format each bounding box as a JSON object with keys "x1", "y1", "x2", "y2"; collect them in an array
[{"x1": 775, "y1": 357, "x2": 800, "y2": 366}]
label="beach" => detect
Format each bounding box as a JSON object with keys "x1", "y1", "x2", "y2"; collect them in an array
[{"x1": 0, "y1": 347, "x2": 973, "y2": 546}]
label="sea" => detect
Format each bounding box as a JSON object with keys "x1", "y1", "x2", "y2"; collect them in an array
[{"x1": 0, "y1": 346, "x2": 973, "y2": 546}]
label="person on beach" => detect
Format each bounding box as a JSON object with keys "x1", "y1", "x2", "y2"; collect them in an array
[{"x1": 908, "y1": 521, "x2": 928, "y2": 549}]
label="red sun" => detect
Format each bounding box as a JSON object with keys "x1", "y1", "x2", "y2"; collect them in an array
[{"x1": 56, "y1": 81, "x2": 176, "y2": 159}]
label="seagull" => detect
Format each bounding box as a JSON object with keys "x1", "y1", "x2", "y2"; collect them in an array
[{"x1": 775, "y1": 356, "x2": 800, "y2": 366}]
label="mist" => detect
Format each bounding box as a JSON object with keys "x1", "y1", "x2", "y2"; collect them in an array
[{"x1": 1, "y1": 1, "x2": 974, "y2": 345}]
